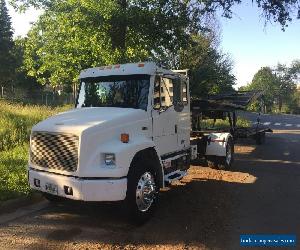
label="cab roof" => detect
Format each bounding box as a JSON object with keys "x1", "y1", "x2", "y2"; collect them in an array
[{"x1": 79, "y1": 62, "x2": 182, "y2": 79}]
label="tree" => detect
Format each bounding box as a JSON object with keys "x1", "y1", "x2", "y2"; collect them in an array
[
  {"x1": 178, "y1": 34, "x2": 235, "y2": 98},
  {"x1": 0, "y1": 0, "x2": 15, "y2": 87},
  {"x1": 245, "y1": 67, "x2": 278, "y2": 112},
  {"x1": 13, "y1": 37, "x2": 41, "y2": 94},
  {"x1": 10, "y1": 0, "x2": 300, "y2": 29},
  {"x1": 243, "y1": 64, "x2": 298, "y2": 113},
  {"x1": 289, "y1": 60, "x2": 300, "y2": 81},
  {"x1": 22, "y1": 1, "x2": 236, "y2": 95},
  {"x1": 21, "y1": 0, "x2": 205, "y2": 88},
  {"x1": 284, "y1": 60, "x2": 300, "y2": 113},
  {"x1": 274, "y1": 63, "x2": 297, "y2": 112}
]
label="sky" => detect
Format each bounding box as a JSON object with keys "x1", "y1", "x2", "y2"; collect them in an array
[
  {"x1": 7, "y1": 3, "x2": 42, "y2": 38},
  {"x1": 219, "y1": 1, "x2": 300, "y2": 87},
  {"x1": 6, "y1": 0, "x2": 300, "y2": 88}
]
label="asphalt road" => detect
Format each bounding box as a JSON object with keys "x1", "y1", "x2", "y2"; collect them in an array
[
  {"x1": 0, "y1": 113, "x2": 299, "y2": 250},
  {"x1": 238, "y1": 110, "x2": 300, "y2": 130}
]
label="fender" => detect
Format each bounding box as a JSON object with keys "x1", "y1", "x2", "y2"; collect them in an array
[
  {"x1": 78, "y1": 135, "x2": 164, "y2": 181},
  {"x1": 205, "y1": 132, "x2": 232, "y2": 157},
  {"x1": 129, "y1": 147, "x2": 164, "y2": 188},
  {"x1": 115, "y1": 138, "x2": 163, "y2": 176}
]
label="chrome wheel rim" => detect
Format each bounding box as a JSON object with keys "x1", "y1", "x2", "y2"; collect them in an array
[
  {"x1": 226, "y1": 143, "x2": 232, "y2": 165},
  {"x1": 136, "y1": 172, "x2": 156, "y2": 212}
]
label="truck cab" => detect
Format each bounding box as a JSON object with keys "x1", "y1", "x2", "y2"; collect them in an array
[{"x1": 28, "y1": 62, "x2": 233, "y2": 223}]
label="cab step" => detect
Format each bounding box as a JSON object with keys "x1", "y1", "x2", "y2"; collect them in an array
[{"x1": 164, "y1": 170, "x2": 187, "y2": 184}]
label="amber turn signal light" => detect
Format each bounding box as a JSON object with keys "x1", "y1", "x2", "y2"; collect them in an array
[{"x1": 121, "y1": 133, "x2": 129, "y2": 143}]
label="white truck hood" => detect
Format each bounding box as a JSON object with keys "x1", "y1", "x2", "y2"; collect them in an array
[{"x1": 32, "y1": 107, "x2": 148, "y2": 135}]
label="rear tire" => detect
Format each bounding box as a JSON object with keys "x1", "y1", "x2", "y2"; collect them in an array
[
  {"x1": 207, "y1": 137, "x2": 234, "y2": 170},
  {"x1": 125, "y1": 157, "x2": 159, "y2": 225},
  {"x1": 206, "y1": 156, "x2": 219, "y2": 169},
  {"x1": 218, "y1": 137, "x2": 234, "y2": 170},
  {"x1": 255, "y1": 132, "x2": 265, "y2": 145}
]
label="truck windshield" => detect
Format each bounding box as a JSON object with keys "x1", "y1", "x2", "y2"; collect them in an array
[{"x1": 76, "y1": 75, "x2": 150, "y2": 111}]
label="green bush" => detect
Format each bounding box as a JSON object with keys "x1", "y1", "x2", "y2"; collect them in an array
[{"x1": 199, "y1": 117, "x2": 251, "y2": 130}]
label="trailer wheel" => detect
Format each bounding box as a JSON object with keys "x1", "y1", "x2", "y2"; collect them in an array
[
  {"x1": 219, "y1": 138, "x2": 234, "y2": 170},
  {"x1": 125, "y1": 158, "x2": 159, "y2": 225},
  {"x1": 206, "y1": 156, "x2": 219, "y2": 169},
  {"x1": 255, "y1": 132, "x2": 265, "y2": 145},
  {"x1": 207, "y1": 138, "x2": 234, "y2": 170}
]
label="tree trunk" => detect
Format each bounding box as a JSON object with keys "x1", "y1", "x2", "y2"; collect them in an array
[
  {"x1": 73, "y1": 82, "x2": 77, "y2": 104},
  {"x1": 278, "y1": 95, "x2": 282, "y2": 112}
]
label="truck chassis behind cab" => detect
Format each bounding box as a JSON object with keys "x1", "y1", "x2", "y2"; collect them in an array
[{"x1": 28, "y1": 62, "x2": 233, "y2": 223}]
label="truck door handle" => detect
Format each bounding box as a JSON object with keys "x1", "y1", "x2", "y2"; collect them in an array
[{"x1": 175, "y1": 125, "x2": 177, "y2": 133}]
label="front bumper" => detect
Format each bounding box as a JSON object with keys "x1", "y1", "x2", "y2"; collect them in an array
[{"x1": 28, "y1": 169, "x2": 127, "y2": 201}]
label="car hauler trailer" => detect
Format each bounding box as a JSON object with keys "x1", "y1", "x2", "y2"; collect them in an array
[
  {"x1": 28, "y1": 62, "x2": 234, "y2": 223},
  {"x1": 191, "y1": 91, "x2": 273, "y2": 146}
]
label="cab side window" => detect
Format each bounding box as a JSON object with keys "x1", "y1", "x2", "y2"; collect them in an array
[
  {"x1": 154, "y1": 76, "x2": 161, "y2": 109},
  {"x1": 182, "y1": 79, "x2": 188, "y2": 105},
  {"x1": 153, "y1": 76, "x2": 174, "y2": 109},
  {"x1": 161, "y1": 78, "x2": 173, "y2": 108}
]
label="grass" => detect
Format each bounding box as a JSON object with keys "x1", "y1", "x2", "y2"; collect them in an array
[{"x1": 0, "y1": 100, "x2": 71, "y2": 202}]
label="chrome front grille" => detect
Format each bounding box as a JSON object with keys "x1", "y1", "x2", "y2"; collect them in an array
[{"x1": 30, "y1": 132, "x2": 79, "y2": 172}]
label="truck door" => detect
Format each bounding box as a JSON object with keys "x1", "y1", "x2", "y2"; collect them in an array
[
  {"x1": 175, "y1": 77, "x2": 190, "y2": 150},
  {"x1": 152, "y1": 76, "x2": 179, "y2": 155}
]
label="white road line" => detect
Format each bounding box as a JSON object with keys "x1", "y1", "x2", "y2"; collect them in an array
[
  {"x1": 285, "y1": 124, "x2": 292, "y2": 127},
  {"x1": 274, "y1": 123, "x2": 281, "y2": 126},
  {"x1": 263, "y1": 122, "x2": 271, "y2": 125},
  {"x1": 297, "y1": 124, "x2": 300, "y2": 128}
]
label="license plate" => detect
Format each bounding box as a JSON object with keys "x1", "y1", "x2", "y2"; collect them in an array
[{"x1": 45, "y1": 183, "x2": 58, "y2": 195}]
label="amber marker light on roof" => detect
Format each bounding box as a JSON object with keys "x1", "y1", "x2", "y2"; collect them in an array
[
  {"x1": 121, "y1": 133, "x2": 129, "y2": 143},
  {"x1": 138, "y1": 63, "x2": 145, "y2": 67},
  {"x1": 114, "y1": 65, "x2": 120, "y2": 69}
]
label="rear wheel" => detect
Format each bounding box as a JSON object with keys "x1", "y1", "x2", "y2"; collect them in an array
[
  {"x1": 206, "y1": 156, "x2": 218, "y2": 169},
  {"x1": 125, "y1": 158, "x2": 159, "y2": 225},
  {"x1": 255, "y1": 132, "x2": 266, "y2": 145},
  {"x1": 207, "y1": 137, "x2": 234, "y2": 170},
  {"x1": 219, "y1": 138, "x2": 234, "y2": 170}
]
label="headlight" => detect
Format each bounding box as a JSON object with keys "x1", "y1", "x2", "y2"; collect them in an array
[{"x1": 104, "y1": 153, "x2": 115, "y2": 165}]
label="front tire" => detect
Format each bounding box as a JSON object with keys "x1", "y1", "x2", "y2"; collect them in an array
[{"x1": 125, "y1": 158, "x2": 159, "y2": 225}]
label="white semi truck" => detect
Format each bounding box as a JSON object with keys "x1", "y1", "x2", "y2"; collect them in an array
[{"x1": 28, "y1": 62, "x2": 233, "y2": 223}]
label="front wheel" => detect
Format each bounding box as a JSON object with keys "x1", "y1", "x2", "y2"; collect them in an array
[{"x1": 125, "y1": 161, "x2": 159, "y2": 224}]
